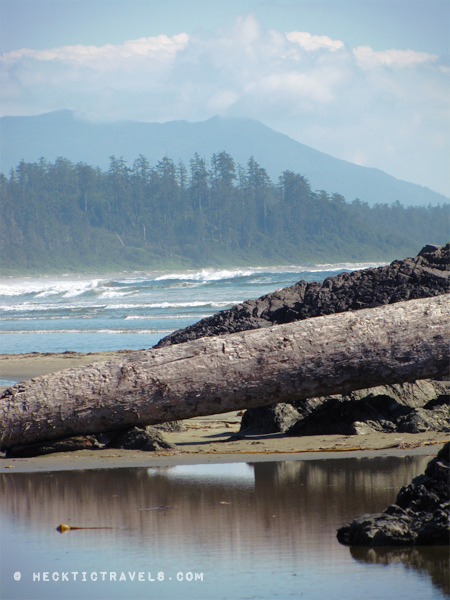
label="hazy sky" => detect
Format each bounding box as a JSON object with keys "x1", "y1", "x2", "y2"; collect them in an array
[{"x1": 1, "y1": 0, "x2": 449, "y2": 196}]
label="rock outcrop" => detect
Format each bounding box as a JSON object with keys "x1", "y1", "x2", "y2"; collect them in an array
[
  {"x1": 240, "y1": 381, "x2": 450, "y2": 436},
  {"x1": 287, "y1": 393, "x2": 450, "y2": 437},
  {"x1": 4, "y1": 435, "x2": 102, "y2": 458},
  {"x1": 4, "y1": 426, "x2": 175, "y2": 458},
  {"x1": 153, "y1": 243, "x2": 448, "y2": 438},
  {"x1": 158, "y1": 244, "x2": 450, "y2": 436},
  {"x1": 337, "y1": 442, "x2": 450, "y2": 546},
  {"x1": 156, "y1": 244, "x2": 450, "y2": 348}
]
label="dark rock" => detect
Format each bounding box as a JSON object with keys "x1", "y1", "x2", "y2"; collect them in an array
[
  {"x1": 424, "y1": 394, "x2": 450, "y2": 409},
  {"x1": 287, "y1": 395, "x2": 412, "y2": 436},
  {"x1": 337, "y1": 442, "x2": 450, "y2": 546},
  {"x1": 396, "y1": 405, "x2": 450, "y2": 434},
  {"x1": 240, "y1": 403, "x2": 301, "y2": 435},
  {"x1": 343, "y1": 380, "x2": 450, "y2": 409},
  {"x1": 156, "y1": 244, "x2": 450, "y2": 348},
  {"x1": 337, "y1": 512, "x2": 417, "y2": 546},
  {"x1": 287, "y1": 396, "x2": 449, "y2": 437},
  {"x1": 106, "y1": 426, "x2": 176, "y2": 451},
  {"x1": 239, "y1": 396, "x2": 327, "y2": 435},
  {"x1": 241, "y1": 381, "x2": 450, "y2": 436},
  {"x1": 157, "y1": 244, "x2": 449, "y2": 436},
  {"x1": 5, "y1": 435, "x2": 101, "y2": 458},
  {"x1": 153, "y1": 420, "x2": 187, "y2": 432},
  {"x1": 4, "y1": 426, "x2": 176, "y2": 457}
]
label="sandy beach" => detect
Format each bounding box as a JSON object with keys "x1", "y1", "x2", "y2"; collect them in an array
[
  {"x1": 0, "y1": 350, "x2": 135, "y2": 383},
  {"x1": 1, "y1": 350, "x2": 448, "y2": 473}
]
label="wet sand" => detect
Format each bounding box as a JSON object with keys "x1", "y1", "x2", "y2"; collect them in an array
[
  {"x1": 1, "y1": 351, "x2": 448, "y2": 473},
  {"x1": 0, "y1": 350, "x2": 135, "y2": 383}
]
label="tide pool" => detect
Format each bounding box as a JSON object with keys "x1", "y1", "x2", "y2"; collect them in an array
[{"x1": 1, "y1": 456, "x2": 448, "y2": 600}]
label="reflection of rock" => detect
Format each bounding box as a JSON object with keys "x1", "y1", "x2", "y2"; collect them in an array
[
  {"x1": 1, "y1": 456, "x2": 446, "y2": 598},
  {"x1": 240, "y1": 381, "x2": 449, "y2": 436},
  {"x1": 251, "y1": 456, "x2": 429, "y2": 509},
  {"x1": 5, "y1": 426, "x2": 174, "y2": 457},
  {"x1": 0, "y1": 455, "x2": 429, "y2": 556},
  {"x1": 349, "y1": 547, "x2": 450, "y2": 597},
  {"x1": 337, "y1": 442, "x2": 450, "y2": 546}
]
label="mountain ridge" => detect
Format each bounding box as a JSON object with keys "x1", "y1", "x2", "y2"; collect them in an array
[{"x1": 1, "y1": 109, "x2": 448, "y2": 207}]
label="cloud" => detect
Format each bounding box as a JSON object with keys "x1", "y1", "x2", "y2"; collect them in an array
[
  {"x1": 0, "y1": 33, "x2": 191, "y2": 118},
  {"x1": 285, "y1": 31, "x2": 345, "y2": 52},
  {"x1": 353, "y1": 46, "x2": 438, "y2": 69},
  {"x1": 0, "y1": 14, "x2": 448, "y2": 195},
  {"x1": 0, "y1": 15, "x2": 441, "y2": 117},
  {"x1": 2, "y1": 34, "x2": 189, "y2": 69}
]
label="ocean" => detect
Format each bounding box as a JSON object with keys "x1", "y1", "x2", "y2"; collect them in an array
[{"x1": 0, "y1": 262, "x2": 383, "y2": 360}]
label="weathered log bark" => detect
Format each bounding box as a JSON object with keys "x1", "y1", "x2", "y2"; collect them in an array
[{"x1": 1, "y1": 295, "x2": 449, "y2": 450}]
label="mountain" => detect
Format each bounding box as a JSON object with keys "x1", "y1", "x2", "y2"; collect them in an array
[{"x1": 1, "y1": 110, "x2": 448, "y2": 207}]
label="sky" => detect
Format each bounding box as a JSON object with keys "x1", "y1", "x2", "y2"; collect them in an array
[{"x1": 1, "y1": 0, "x2": 449, "y2": 196}]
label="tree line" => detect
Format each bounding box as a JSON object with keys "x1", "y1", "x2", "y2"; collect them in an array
[{"x1": 1, "y1": 152, "x2": 448, "y2": 274}]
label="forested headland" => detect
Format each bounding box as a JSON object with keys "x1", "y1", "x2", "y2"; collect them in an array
[{"x1": 1, "y1": 152, "x2": 449, "y2": 275}]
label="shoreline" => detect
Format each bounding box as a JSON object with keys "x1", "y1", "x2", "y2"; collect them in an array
[
  {"x1": 1, "y1": 351, "x2": 448, "y2": 473},
  {"x1": 0, "y1": 259, "x2": 388, "y2": 279},
  {"x1": 1, "y1": 443, "x2": 444, "y2": 474},
  {"x1": 0, "y1": 350, "x2": 135, "y2": 384}
]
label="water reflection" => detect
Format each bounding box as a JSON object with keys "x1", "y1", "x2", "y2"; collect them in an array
[
  {"x1": 1, "y1": 455, "x2": 448, "y2": 600},
  {"x1": 350, "y1": 547, "x2": 450, "y2": 598},
  {"x1": 0, "y1": 457, "x2": 427, "y2": 549}
]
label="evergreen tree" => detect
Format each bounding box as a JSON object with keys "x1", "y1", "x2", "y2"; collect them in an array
[{"x1": 1, "y1": 153, "x2": 448, "y2": 274}]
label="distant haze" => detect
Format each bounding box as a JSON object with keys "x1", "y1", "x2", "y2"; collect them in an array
[
  {"x1": 1, "y1": 4, "x2": 449, "y2": 197},
  {"x1": 0, "y1": 110, "x2": 448, "y2": 208}
]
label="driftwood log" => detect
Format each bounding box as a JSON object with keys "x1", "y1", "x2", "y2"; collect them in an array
[{"x1": 1, "y1": 295, "x2": 449, "y2": 450}]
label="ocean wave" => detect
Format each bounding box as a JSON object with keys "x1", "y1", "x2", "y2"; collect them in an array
[
  {"x1": 0, "y1": 302, "x2": 107, "y2": 312},
  {"x1": 0, "y1": 329, "x2": 174, "y2": 335},
  {"x1": 311, "y1": 262, "x2": 385, "y2": 271},
  {"x1": 124, "y1": 314, "x2": 209, "y2": 320},
  {"x1": 104, "y1": 301, "x2": 240, "y2": 310},
  {"x1": 60, "y1": 280, "x2": 103, "y2": 298},
  {"x1": 0, "y1": 299, "x2": 237, "y2": 314},
  {"x1": 0, "y1": 315, "x2": 74, "y2": 321},
  {"x1": 0, "y1": 278, "x2": 106, "y2": 298},
  {"x1": 0, "y1": 263, "x2": 385, "y2": 298},
  {"x1": 151, "y1": 263, "x2": 386, "y2": 283},
  {"x1": 164, "y1": 281, "x2": 208, "y2": 289},
  {"x1": 155, "y1": 268, "x2": 255, "y2": 282},
  {"x1": 97, "y1": 289, "x2": 135, "y2": 299}
]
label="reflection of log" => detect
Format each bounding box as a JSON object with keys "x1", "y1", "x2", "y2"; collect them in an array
[{"x1": 1, "y1": 295, "x2": 449, "y2": 450}]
